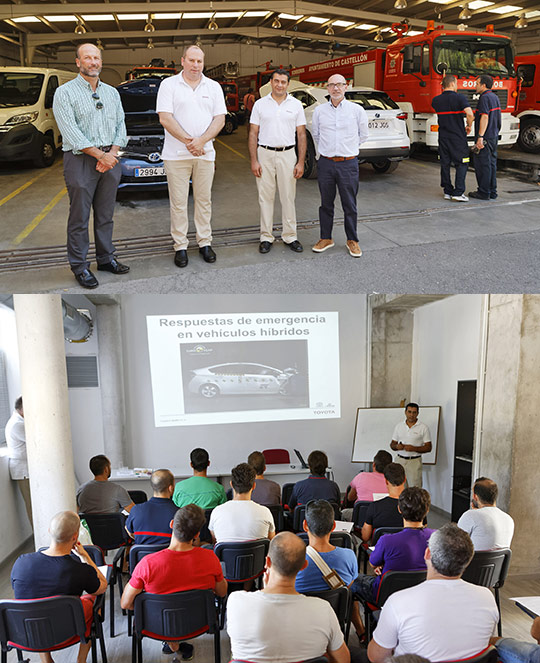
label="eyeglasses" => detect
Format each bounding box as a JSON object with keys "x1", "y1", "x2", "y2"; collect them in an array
[
  {"x1": 327, "y1": 83, "x2": 346, "y2": 89},
  {"x1": 92, "y1": 92, "x2": 103, "y2": 110}
]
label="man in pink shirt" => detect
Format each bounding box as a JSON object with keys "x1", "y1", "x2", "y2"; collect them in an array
[{"x1": 342, "y1": 450, "x2": 392, "y2": 520}]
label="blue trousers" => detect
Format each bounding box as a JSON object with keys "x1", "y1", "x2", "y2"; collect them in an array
[
  {"x1": 317, "y1": 156, "x2": 359, "y2": 242},
  {"x1": 473, "y1": 137, "x2": 498, "y2": 198},
  {"x1": 439, "y1": 136, "x2": 468, "y2": 196},
  {"x1": 496, "y1": 639, "x2": 540, "y2": 663}
]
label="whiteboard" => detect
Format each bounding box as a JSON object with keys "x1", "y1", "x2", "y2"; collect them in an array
[{"x1": 352, "y1": 407, "x2": 440, "y2": 465}]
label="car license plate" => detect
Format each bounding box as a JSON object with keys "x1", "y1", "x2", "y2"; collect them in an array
[
  {"x1": 134, "y1": 167, "x2": 165, "y2": 177},
  {"x1": 368, "y1": 121, "x2": 389, "y2": 129}
]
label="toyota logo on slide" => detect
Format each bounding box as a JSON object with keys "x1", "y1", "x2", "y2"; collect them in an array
[{"x1": 148, "y1": 152, "x2": 161, "y2": 163}]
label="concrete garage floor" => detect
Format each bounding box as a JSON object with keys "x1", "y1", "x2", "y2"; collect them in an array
[{"x1": 1, "y1": 128, "x2": 540, "y2": 294}]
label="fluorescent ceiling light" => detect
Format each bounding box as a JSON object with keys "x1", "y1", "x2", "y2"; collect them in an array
[
  {"x1": 381, "y1": 27, "x2": 393, "y2": 31},
  {"x1": 407, "y1": 30, "x2": 423, "y2": 35},
  {"x1": 81, "y1": 14, "x2": 115, "y2": 20},
  {"x1": 278, "y1": 13, "x2": 304, "y2": 19},
  {"x1": 153, "y1": 13, "x2": 182, "y2": 18},
  {"x1": 487, "y1": 4, "x2": 521, "y2": 12},
  {"x1": 332, "y1": 19, "x2": 354, "y2": 26},
  {"x1": 427, "y1": 0, "x2": 453, "y2": 3},
  {"x1": 12, "y1": 16, "x2": 41, "y2": 22},
  {"x1": 356, "y1": 23, "x2": 378, "y2": 29},
  {"x1": 305, "y1": 16, "x2": 328, "y2": 23},
  {"x1": 214, "y1": 11, "x2": 243, "y2": 17},
  {"x1": 117, "y1": 14, "x2": 148, "y2": 19},
  {"x1": 525, "y1": 9, "x2": 540, "y2": 16},
  {"x1": 468, "y1": 0, "x2": 494, "y2": 7},
  {"x1": 182, "y1": 12, "x2": 213, "y2": 18},
  {"x1": 44, "y1": 14, "x2": 77, "y2": 21},
  {"x1": 244, "y1": 11, "x2": 269, "y2": 16}
]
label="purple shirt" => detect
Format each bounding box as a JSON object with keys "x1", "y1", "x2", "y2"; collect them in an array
[{"x1": 370, "y1": 527, "x2": 435, "y2": 595}]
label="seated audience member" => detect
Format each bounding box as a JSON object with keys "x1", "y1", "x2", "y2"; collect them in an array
[
  {"x1": 288, "y1": 450, "x2": 341, "y2": 510},
  {"x1": 209, "y1": 463, "x2": 275, "y2": 543},
  {"x1": 227, "y1": 532, "x2": 350, "y2": 663},
  {"x1": 248, "y1": 451, "x2": 281, "y2": 506},
  {"x1": 491, "y1": 616, "x2": 540, "y2": 663},
  {"x1": 361, "y1": 463, "x2": 407, "y2": 543},
  {"x1": 77, "y1": 454, "x2": 135, "y2": 514},
  {"x1": 352, "y1": 487, "x2": 434, "y2": 604},
  {"x1": 457, "y1": 477, "x2": 514, "y2": 550},
  {"x1": 173, "y1": 448, "x2": 227, "y2": 509},
  {"x1": 11, "y1": 511, "x2": 107, "y2": 663},
  {"x1": 125, "y1": 469, "x2": 178, "y2": 545},
  {"x1": 121, "y1": 504, "x2": 227, "y2": 660},
  {"x1": 367, "y1": 523, "x2": 499, "y2": 663},
  {"x1": 342, "y1": 449, "x2": 392, "y2": 520}
]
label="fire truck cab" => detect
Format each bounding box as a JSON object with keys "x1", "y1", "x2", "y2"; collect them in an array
[{"x1": 515, "y1": 54, "x2": 540, "y2": 153}]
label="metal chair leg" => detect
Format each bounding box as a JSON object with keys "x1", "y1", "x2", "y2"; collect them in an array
[
  {"x1": 91, "y1": 637, "x2": 97, "y2": 663},
  {"x1": 495, "y1": 587, "x2": 502, "y2": 636},
  {"x1": 109, "y1": 580, "x2": 115, "y2": 637},
  {"x1": 214, "y1": 629, "x2": 221, "y2": 663},
  {"x1": 131, "y1": 632, "x2": 138, "y2": 663}
]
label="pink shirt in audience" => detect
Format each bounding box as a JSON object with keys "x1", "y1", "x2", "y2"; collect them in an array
[{"x1": 350, "y1": 471, "x2": 388, "y2": 502}]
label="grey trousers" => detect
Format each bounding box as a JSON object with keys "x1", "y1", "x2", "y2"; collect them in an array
[{"x1": 63, "y1": 151, "x2": 121, "y2": 274}]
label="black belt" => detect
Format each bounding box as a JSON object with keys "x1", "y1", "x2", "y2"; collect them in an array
[
  {"x1": 398, "y1": 454, "x2": 421, "y2": 460},
  {"x1": 259, "y1": 144, "x2": 295, "y2": 151},
  {"x1": 322, "y1": 155, "x2": 357, "y2": 162}
]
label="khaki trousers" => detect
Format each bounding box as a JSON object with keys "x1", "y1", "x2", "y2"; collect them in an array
[
  {"x1": 15, "y1": 478, "x2": 33, "y2": 526},
  {"x1": 256, "y1": 146, "x2": 298, "y2": 243},
  {"x1": 395, "y1": 455, "x2": 423, "y2": 487},
  {"x1": 164, "y1": 158, "x2": 215, "y2": 250}
]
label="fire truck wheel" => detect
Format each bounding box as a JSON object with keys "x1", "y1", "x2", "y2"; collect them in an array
[
  {"x1": 222, "y1": 116, "x2": 235, "y2": 135},
  {"x1": 302, "y1": 136, "x2": 318, "y2": 179},
  {"x1": 517, "y1": 118, "x2": 540, "y2": 153},
  {"x1": 371, "y1": 159, "x2": 399, "y2": 174}
]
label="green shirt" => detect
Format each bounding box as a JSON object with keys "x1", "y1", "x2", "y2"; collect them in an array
[{"x1": 173, "y1": 475, "x2": 227, "y2": 509}]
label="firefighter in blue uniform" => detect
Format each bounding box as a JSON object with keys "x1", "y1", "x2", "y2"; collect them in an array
[
  {"x1": 432, "y1": 73, "x2": 474, "y2": 202},
  {"x1": 469, "y1": 74, "x2": 502, "y2": 200}
]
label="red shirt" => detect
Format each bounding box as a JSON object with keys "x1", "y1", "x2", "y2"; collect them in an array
[{"x1": 129, "y1": 547, "x2": 223, "y2": 594}]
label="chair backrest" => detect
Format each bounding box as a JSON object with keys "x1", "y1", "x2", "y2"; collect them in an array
[
  {"x1": 375, "y1": 569, "x2": 427, "y2": 607},
  {"x1": 282, "y1": 483, "x2": 295, "y2": 507},
  {"x1": 214, "y1": 539, "x2": 270, "y2": 582},
  {"x1": 352, "y1": 501, "x2": 372, "y2": 529},
  {"x1": 292, "y1": 504, "x2": 341, "y2": 532},
  {"x1": 371, "y1": 527, "x2": 404, "y2": 546},
  {"x1": 79, "y1": 512, "x2": 129, "y2": 551},
  {"x1": 438, "y1": 644, "x2": 499, "y2": 663},
  {"x1": 461, "y1": 549, "x2": 512, "y2": 589},
  {"x1": 0, "y1": 596, "x2": 87, "y2": 651},
  {"x1": 302, "y1": 587, "x2": 351, "y2": 633},
  {"x1": 266, "y1": 504, "x2": 285, "y2": 532},
  {"x1": 83, "y1": 544, "x2": 105, "y2": 566},
  {"x1": 129, "y1": 544, "x2": 168, "y2": 573},
  {"x1": 262, "y1": 449, "x2": 290, "y2": 464},
  {"x1": 133, "y1": 590, "x2": 218, "y2": 639},
  {"x1": 128, "y1": 490, "x2": 148, "y2": 504},
  {"x1": 297, "y1": 531, "x2": 353, "y2": 549}
]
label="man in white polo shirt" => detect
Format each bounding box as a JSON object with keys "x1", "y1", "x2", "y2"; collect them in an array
[
  {"x1": 157, "y1": 45, "x2": 226, "y2": 269},
  {"x1": 248, "y1": 69, "x2": 306, "y2": 255},
  {"x1": 390, "y1": 402, "x2": 432, "y2": 487}
]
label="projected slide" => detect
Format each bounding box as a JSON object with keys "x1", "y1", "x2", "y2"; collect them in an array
[{"x1": 146, "y1": 311, "x2": 340, "y2": 426}]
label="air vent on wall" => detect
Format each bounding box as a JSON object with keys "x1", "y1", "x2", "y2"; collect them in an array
[{"x1": 66, "y1": 356, "x2": 99, "y2": 388}]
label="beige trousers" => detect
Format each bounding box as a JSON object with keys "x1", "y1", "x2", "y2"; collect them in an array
[
  {"x1": 256, "y1": 146, "x2": 298, "y2": 243},
  {"x1": 164, "y1": 158, "x2": 215, "y2": 250},
  {"x1": 395, "y1": 455, "x2": 423, "y2": 487},
  {"x1": 16, "y1": 477, "x2": 33, "y2": 526}
]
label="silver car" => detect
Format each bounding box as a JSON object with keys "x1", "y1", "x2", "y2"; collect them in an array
[{"x1": 188, "y1": 362, "x2": 298, "y2": 398}]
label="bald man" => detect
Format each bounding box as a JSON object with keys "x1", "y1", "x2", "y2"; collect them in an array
[
  {"x1": 125, "y1": 469, "x2": 178, "y2": 545},
  {"x1": 311, "y1": 73, "x2": 368, "y2": 258},
  {"x1": 227, "y1": 532, "x2": 350, "y2": 663},
  {"x1": 11, "y1": 511, "x2": 107, "y2": 663}
]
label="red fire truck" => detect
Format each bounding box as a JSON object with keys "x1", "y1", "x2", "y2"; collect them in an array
[
  {"x1": 290, "y1": 21, "x2": 520, "y2": 149},
  {"x1": 515, "y1": 54, "x2": 540, "y2": 152}
]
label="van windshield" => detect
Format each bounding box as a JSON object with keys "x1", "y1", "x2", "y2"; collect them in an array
[{"x1": 0, "y1": 72, "x2": 44, "y2": 107}]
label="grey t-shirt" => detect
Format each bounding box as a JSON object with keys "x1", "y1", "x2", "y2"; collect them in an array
[
  {"x1": 77, "y1": 480, "x2": 132, "y2": 514},
  {"x1": 251, "y1": 478, "x2": 281, "y2": 506},
  {"x1": 457, "y1": 506, "x2": 514, "y2": 550}
]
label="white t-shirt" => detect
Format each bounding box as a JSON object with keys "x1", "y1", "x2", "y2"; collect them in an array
[
  {"x1": 373, "y1": 578, "x2": 499, "y2": 660},
  {"x1": 227, "y1": 591, "x2": 344, "y2": 662},
  {"x1": 458, "y1": 506, "x2": 515, "y2": 550},
  {"x1": 392, "y1": 420, "x2": 432, "y2": 458},
  {"x1": 156, "y1": 71, "x2": 227, "y2": 161},
  {"x1": 209, "y1": 500, "x2": 275, "y2": 542},
  {"x1": 4, "y1": 410, "x2": 28, "y2": 480},
  {"x1": 250, "y1": 93, "x2": 306, "y2": 147}
]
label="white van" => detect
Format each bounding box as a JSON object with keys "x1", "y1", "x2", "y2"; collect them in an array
[{"x1": 0, "y1": 67, "x2": 76, "y2": 167}]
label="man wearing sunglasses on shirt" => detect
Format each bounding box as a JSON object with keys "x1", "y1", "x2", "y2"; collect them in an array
[{"x1": 53, "y1": 43, "x2": 129, "y2": 289}]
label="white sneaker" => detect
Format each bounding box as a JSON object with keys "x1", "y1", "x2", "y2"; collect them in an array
[
  {"x1": 452, "y1": 194, "x2": 469, "y2": 202},
  {"x1": 444, "y1": 194, "x2": 452, "y2": 200}
]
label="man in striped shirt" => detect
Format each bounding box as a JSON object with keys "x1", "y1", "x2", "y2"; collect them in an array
[{"x1": 53, "y1": 43, "x2": 129, "y2": 289}]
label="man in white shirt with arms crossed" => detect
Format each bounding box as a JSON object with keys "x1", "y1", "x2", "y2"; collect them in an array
[
  {"x1": 391, "y1": 402, "x2": 432, "y2": 487},
  {"x1": 157, "y1": 45, "x2": 226, "y2": 269},
  {"x1": 311, "y1": 74, "x2": 368, "y2": 258}
]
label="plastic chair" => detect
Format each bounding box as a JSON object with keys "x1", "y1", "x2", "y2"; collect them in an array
[
  {"x1": 282, "y1": 483, "x2": 295, "y2": 508},
  {"x1": 438, "y1": 644, "x2": 499, "y2": 663},
  {"x1": 0, "y1": 595, "x2": 107, "y2": 663},
  {"x1": 79, "y1": 512, "x2": 130, "y2": 637},
  {"x1": 360, "y1": 526, "x2": 405, "y2": 572},
  {"x1": 132, "y1": 590, "x2": 220, "y2": 663},
  {"x1": 127, "y1": 544, "x2": 168, "y2": 636},
  {"x1": 128, "y1": 490, "x2": 148, "y2": 504},
  {"x1": 302, "y1": 586, "x2": 352, "y2": 637},
  {"x1": 461, "y1": 548, "x2": 512, "y2": 636},
  {"x1": 352, "y1": 501, "x2": 371, "y2": 532},
  {"x1": 262, "y1": 449, "x2": 290, "y2": 464},
  {"x1": 267, "y1": 504, "x2": 285, "y2": 532},
  {"x1": 297, "y1": 531, "x2": 353, "y2": 549},
  {"x1": 361, "y1": 569, "x2": 427, "y2": 639},
  {"x1": 292, "y1": 503, "x2": 341, "y2": 533}
]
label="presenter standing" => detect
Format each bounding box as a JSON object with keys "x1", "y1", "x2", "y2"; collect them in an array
[{"x1": 390, "y1": 403, "x2": 431, "y2": 487}]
